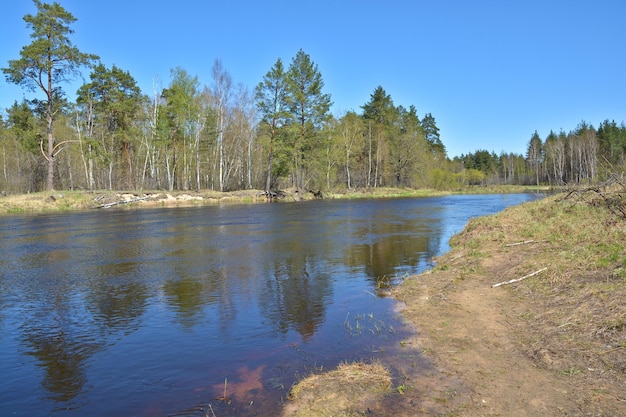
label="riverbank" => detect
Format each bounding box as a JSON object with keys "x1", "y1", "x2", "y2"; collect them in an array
[
  {"x1": 284, "y1": 188, "x2": 626, "y2": 416},
  {"x1": 0, "y1": 185, "x2": 546, "y2": 214}
]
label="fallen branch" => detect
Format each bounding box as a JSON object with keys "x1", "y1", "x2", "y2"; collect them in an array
[
  {"x1": 94, "y1": 196, "x2": 150, "y2": 209},
  {"x1": 491, "y1": 267, "x2": 548, "y2": 288},
  {"x1": 505, "y1": 240, "x2": 536, "y2": 247}
]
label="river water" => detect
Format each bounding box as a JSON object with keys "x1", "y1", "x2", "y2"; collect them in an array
[{"x1": 0, "y1": 193, "x2": 542, "y2": 416}]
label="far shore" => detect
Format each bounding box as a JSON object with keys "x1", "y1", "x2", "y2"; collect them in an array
[{"x1": 0, "y1": 185, "x2": 551, "y2": 214}]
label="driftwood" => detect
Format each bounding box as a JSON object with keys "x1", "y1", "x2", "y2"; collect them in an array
[
  {"x1": 94, "y1": 196, "x2": 150, "y2": 209},
  {"x1": 491, "y1": 267, "x2": 548, "y2": 288}
]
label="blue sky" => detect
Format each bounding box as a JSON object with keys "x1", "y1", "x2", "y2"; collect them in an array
[{"x1": 1, "y1": 0, "x2": 625, "y2": 158}]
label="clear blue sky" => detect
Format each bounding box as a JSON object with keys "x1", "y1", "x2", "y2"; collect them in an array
[{"x1": 1, "y1": 0, "x2": 625, "y2": 158}]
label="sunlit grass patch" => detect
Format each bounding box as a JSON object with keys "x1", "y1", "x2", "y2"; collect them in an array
[{"x1": 283, "y1": 361, "x2": 392, "y2": 417}]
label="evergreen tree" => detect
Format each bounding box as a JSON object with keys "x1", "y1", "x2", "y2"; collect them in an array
[
  {"x1": 597, "y1": 119, "x2": 624, "y2": 165},
  {"x1": 526, "y1": 130, "x2": 543, "y2": 186},
  {"x1": 361, "y1": 86, "x2": 395, "y2": 187},
  {"x1": 422, "y1": 113, "x2": 445, "y2": 156},
  {"x1": 2, "y1": 0, "x2": 98, "y2": 191},
  {"x1": 255, "y1": 58, "x2": 289, "y2": 194},
  {"x1": 285, "y1": 49, "x2": 332, "y2": 189},
  {"x1": 6, "y1": 100, "x2": 42, "y2": 155}
]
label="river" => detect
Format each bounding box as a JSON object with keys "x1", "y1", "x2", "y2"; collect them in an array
[{"x1": 0, "y1": 193, "x2": 543, "y2": 416}]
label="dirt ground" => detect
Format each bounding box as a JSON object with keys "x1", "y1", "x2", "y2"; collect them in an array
[{"x1": 391, "y1": 235, "x2": 626, "y2": 416}]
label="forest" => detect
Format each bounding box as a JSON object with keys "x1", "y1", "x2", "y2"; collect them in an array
[{"x1": 2, "y1": 1, "x2": 626, "y2": 195}]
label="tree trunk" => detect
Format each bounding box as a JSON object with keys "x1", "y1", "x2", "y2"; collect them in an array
[
  {"x1": 367, "y1": 122, "x2": 372, "y2": 188},
  {"x1": 46, "y1": 100, "x2": 55, "y2": 191},
  {"x1": 345, "y1": 145, "x2": 351, "y2": 189},
  {"x1": 265, "y1": 137, "x2": 273, "y2": 194}
]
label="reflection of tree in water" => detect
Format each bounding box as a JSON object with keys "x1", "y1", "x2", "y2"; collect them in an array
[
  {"x1": 163, "y1": 279, "x2": 206, "y2": 326},
  {"x1": 86, "y1": 237, "x2": 150, "y2": 329},
  {"x1": 22, "y1": 292, "x2": 100, "y2": 403},
  {"x1": 259, "y1": 255, "x2": 332, "y2": 341},
  {"x1": 21, "y1": 255, "x2": 150, "y2": 404},
  {"x1": 345, "y1": 222, "x2": 435, "y2": 285},
  {"x1": 162, "y1": 265, "x2": 232, "y2": 328},
  {"x1": 86, "y1": 280, "x2": 148, "y2": 330}
]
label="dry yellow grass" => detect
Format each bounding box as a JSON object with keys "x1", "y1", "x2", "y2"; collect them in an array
[
  {"x1": 283, "y1": 361, "x2": 392, "y2": 417},
  {"x1": 392, "y1": 187, "x2": 626, "y2": 416}
]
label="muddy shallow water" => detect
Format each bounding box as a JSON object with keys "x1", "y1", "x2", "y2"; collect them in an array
[{"x1": 0, "y1": 194, "x2": 542, "y2": 416}]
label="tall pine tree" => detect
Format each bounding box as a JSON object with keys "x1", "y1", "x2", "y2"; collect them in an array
[
  {"x1": 3, "y1": 1, "x2": 98, "y2": 191},
  {"x1": 255, "y1": 58, "x2": 289, "y2": 194},
  {"x1": 285, "y1": 49, "x2": 332, "y2": 189}
]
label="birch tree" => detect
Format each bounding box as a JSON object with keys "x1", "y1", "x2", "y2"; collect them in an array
[
  {"x1": 210, "y1": 59, "x2": 232, "y2": 191},
  {"x1": 337, "y1": 111, "x2": 365, "y2": 189},
  {"x1": 76, "y1": 63, "x2": 141, "y2": 189}
]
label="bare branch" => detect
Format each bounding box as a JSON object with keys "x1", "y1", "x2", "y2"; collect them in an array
[{"x1": 492, "y1": 267, "x2": 548, "y2": 288}]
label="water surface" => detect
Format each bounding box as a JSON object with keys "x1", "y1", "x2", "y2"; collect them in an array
[{"x1": 0, "y1": 193, "x2": 542, "y2": 416}]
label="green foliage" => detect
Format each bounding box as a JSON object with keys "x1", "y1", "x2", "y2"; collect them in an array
[
  {"x1": 2, "y1": 0, "x2": 98, "y2": 191},
  {"x1": 256, "y1": 58, "x2": 289, "y2": 192},
  {"x1": 6, "y1": 100, "x2": 42, "y2": 154},
  {"x1": 76, "y1": 62, "x2": 142, "y2": 188},
  {"x1": 285, "y1": 49, "x2": 333, "y2": 189},
  {"x1": 458, "y1": 150, "x2": 499, "y2": 173},
  {"x1": 362, "y1": 86, "x2": 395, "y2": 125},
  {"x1": 422, "y1": 112, "x2": 445, "y2": 156},
  {"x1": 597, "y1": 119, "x2": 626, "y2": 165},
  {"x1": 430, "y1": 168, "x2": 459, "y2": 190},
  {"x1": 462, "y1": 168, "x2": 486, "y2": 185},
  {"x1": 2, "y1": 1, "x2": 98, "y2": 93}
]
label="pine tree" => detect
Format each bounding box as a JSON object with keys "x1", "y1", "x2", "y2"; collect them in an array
[
  {"x1": 285, "y1": 49, "x2": 332, "y2": 189},
  {"x1": 526, "y1": 131, "x2": 543, "y2": 186},
  {"x1": 255, "y1": 58, "x2": 289, "y2": 194},
  {"x1": 422, "y1": 113, "x2": 445, "y2": 156},
  {"x1": 361, "y1": 86, "x2": 395, "y2": 187},
  {"x1": 3, "y1": 1, "x2": 98, "y2": 191}
]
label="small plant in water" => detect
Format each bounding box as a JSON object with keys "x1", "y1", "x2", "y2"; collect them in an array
[{"x1": 344, "y1": 312, "x2": 396, "y2": 337}]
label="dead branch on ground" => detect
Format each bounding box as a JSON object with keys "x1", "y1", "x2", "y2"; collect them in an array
[
  {"x1": 558, "y1": 175, "x2": 626, "y2": 218},
  {"x1": 505, "y1": 240, "x2": 536, "y2": 247},
  {"x1": 492, "y1": 267, "x2": 548, "y2": 288}
]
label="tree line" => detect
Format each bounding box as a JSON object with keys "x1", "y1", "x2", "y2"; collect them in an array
[
  {"x1": 1, "y1": 1, "x2": 624, "y2": 194},
  {"x1": 456, "y1": 120, "x2": 626, "y2": 186}
]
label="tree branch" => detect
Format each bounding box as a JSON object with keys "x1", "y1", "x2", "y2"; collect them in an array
[
  {"x1": 40, "y1": 140, "x2": 50, "y2": 161},
  {"x1": 491, "y1": 267, "x2": 548, "y2": 288}
]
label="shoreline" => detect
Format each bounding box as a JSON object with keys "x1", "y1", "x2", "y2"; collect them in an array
[
  {"x1": 0, "y1": 186, "x2": 549, "y2": 214},
  {"x1": 284, "y1": 192, "x2": 626, "y2": 416}
]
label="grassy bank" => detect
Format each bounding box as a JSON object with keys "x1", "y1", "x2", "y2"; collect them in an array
[
  {"x1": 0, "y1": 189, "x2": 268, "y2": 214},
  {"x1": 0, "y1": 185, "x2": 550, "y2": 214},
  {"x1": 283, "y1": 186, "x2": 625, "y2": 416},
  {"x1": 389, "y1": 187, "x2": 626, "y2": 416}
]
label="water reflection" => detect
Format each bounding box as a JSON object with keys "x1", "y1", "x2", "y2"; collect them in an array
[
  {"x1": 260, "y1": 255, "x2": 332, "y2": 340},
  {"x1": 0, "y1": 193, "x2": 543, "y2": 416}
]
